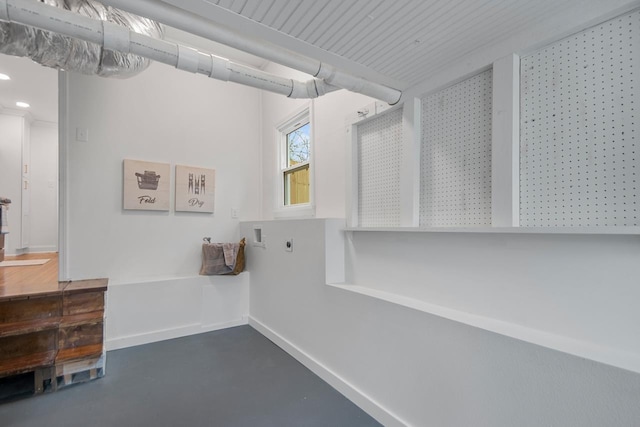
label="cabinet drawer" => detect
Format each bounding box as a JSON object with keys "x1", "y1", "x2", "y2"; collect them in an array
[
  {"x1": 0, "y1": 329, "x2": 57, "y2": 360},
  {"x1": 0, "y1": 296, "x2": 62, "y2": 323},
  {"x1": 58, "y1": 321, "x2": 103, "y2": 349},
  {"x1": 63, "y1": 292, "x2": 104, "y2": 316}
]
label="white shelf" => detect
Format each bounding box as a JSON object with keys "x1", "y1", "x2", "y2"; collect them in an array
[
  {"x1": 344, "y1": 226, "x2": 640, "y2": 235},
  {"x1": 326, "y1": 283, "x2": 640, "y2": 374}
]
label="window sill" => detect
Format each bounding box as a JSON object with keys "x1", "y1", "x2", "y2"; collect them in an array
[{"x1": 273, "y1": 204, "x2": 316, "y2": 219}]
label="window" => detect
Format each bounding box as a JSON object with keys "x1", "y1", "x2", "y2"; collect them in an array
[
  {"x1": 284, "y1": 121, "x2": 310, "y2": 205},
  {"x1": 276, "y1": 107, "x2": 314, "y2": 217}
]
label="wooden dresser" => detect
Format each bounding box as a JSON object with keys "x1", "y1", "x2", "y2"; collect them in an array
[{"x1": 0, "y1": 278, "x2": 107, "y2": 395}]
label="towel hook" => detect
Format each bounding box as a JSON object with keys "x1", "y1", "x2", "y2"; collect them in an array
[{"x1": 203, "y1": 237, "x2": 211, "y2": 243}]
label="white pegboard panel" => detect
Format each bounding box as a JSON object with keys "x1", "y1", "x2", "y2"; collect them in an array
[
  {"x1": 520, "y1": 10, "x2": 639, "y2": 227},
  {"x1": 420, "y1": 70, "x2": 493, "y2": 227},
  {"x1": 357, "y1": 108, "x2": 403, "y2": 227}
]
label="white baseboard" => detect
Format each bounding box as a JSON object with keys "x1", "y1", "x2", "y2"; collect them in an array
[
  {"x1": 249, "y1": 316, "x2": 410, "y2": 427},
  {"x1": 106, "y1": 316, "x2": 248, "y2": 351},
  {"x1": 5, "y1": 247, "x2": 58, "y2": 256},
  {"x1": 27, "y1": 246, "x2": 58, "y2": 253},
  {"x1": 7, "y1": 248, "x2": 28, "y2": 256}
]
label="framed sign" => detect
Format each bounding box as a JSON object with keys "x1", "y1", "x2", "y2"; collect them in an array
[
  {"x1": 123, "y1": 159, "x2": 170, "y2": 211},
  {"x1": 175, "y1": 165, "x2": 215, "y2": 213}
]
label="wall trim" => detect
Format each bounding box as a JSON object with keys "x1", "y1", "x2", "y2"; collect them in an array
[
  {"x1": 107, "y1": 272, "x2": 249, "y2": 287},
  {"x1": 106, "y1": 316, "x2": 249, "y2": 351},
  {"x1": 31, "y1": 120, "x2": 58, "y2": 128},
  {"x1": 25, "y1": 245, "x2": 58, "y2": 253},
  {"x1": 0, "y1": 107, "x2": 35, "y2": 123},
  {"x1": 57, "y1": 70, "x2": 69, "y2": 281},
  {"x1": 249, "y1": 316, "x2": 410, "y2": 427}
]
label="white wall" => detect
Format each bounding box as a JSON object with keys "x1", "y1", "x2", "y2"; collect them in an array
[
  {"x1": 242, "y1": 219, "x2": 640, "y2": 426},
  {"x1": 346, "y1": 230, "x2": 640, "y2": 370},
  {"x1": 64, "y1": 62, "x2": 260, "y2": 346},
  {"x1": 242, "y1": 219, "x2": 640, "y2": 427},
  {"x1": 29, "y1": 121, "x2": 58, "y2": 252},
  {"x1": 106, "y1": 274, "x2": 249, "y2": 350}
]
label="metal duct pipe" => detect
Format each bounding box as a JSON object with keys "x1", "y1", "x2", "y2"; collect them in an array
[
  {"x1": 98, "y1": 0, "x2": 403, "y2": 105},
  {"x1": 0, "y1": 0, "x2": 339, "y2": 98}
]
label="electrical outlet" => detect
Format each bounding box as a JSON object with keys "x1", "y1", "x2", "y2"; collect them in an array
[
  {"x1": 285, "y1": 238, "x2": 293, "y2": 252},
  {"x1": 231, "y1": 208, "x2": 239, "y2": 219}
]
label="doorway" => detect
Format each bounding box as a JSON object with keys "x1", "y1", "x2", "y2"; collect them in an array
[{"x1": 0, "y1": 54, "x2": 59, "y2": 285}]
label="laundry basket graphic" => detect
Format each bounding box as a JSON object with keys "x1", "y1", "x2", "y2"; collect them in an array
[{"x1": 135, "y1": 171, "x2": 161, "y2": 190}]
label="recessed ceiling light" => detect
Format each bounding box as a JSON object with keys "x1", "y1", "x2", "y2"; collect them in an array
[
  {"x1": 16, "y1": 101, "x2": 30, "y2": 108},
  {"x1": 0, "y1": 73, "x2": 10, "y2": 80}
]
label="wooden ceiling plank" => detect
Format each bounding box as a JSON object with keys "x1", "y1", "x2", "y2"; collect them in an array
[
  {"x1": 324, "y1": 0, "x2": 386, "y2": 52},
  {"x1": 307, "y1": 2, "x2": 357, "y2": 46},
  {"x1": 287, "y1": 2, "x2": 331, "y2": 38},
  {"x1": 314, "y1": 0, "x2": 373, "y2": 49},
  {"x1": 331, "y1": 0, "x2": 397, "y2": 55},
  {"x1": 371, "y1": 0, "x2": 497, "y2": 73},
  {"x1": 262, "y1": 0, "x2": 294, "y2": 27},
  {"x1": 390, "y1": 0, "x2": 546, "y2": 82},
  {"x1": 280, "y1": 1, "x2": 318, "y2": 34},
  {"x1": 297, "y1": 0, "x2": 344, "y2": 41},
  {"x1": 217, "y1": 0, "x2": 235, "y2": 10},
  {"x1": 408, "y1": 1, "x2": 558, "y2": 84},
  {"x1": 345, "y1": 0, "x2": 420, "y2": 63},
  {"x1": 239, "y1": 0, "x2": 260, "y2": 17},
  {"x1": 270, "y1": 0, "x2": 304, "y2": 31},
  {"x1": 252, "y1": 0, "x2": 276, "y2": 23},
  {"x1": 230, "y1": 0, "x2": 248, "y2": 14},
  {"x1": 338, "y1": 0, "x2": 432, "y2": 58},
  {"x1": 353, "y1": 0, "x2": 461, "y2": 66}
]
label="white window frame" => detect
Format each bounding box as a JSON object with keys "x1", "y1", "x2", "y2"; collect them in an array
[{"x1": 274, "y1": 103, "x2": 315, "y2": 218}]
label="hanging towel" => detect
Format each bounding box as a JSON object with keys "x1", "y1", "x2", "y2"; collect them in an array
[
  {"x1": 222, "y1": 242, "x2": 238, "y2": 269},
  {"x1": 199, "y1": 238, "x2": 246, "y2": 276},
  {"x1": 200, "y1": 243, "x2": 233, "y2": 275},
  {"x1": 0, "y1": 204, "x2": 8, "y2": 234}
]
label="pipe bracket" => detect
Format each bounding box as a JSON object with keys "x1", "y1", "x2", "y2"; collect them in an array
[
  {"x1": 315, "y1": 63, "x2": 337, "y2": 82},
  {"x1": 209, "y1": 55, "x2": 231, "y2": 81},
  {"x1": 176, "y1": 45, "x2": 199, "y2": 73},
  {"x1": 102, "y1": 21, "x2": 130, "y2": 54},
  {"x1": 306, "y1": 80, "x2": 319, "y2": 98}
]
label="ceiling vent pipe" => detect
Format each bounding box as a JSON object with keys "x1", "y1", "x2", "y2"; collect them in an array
[
  {"x1": 98, "y1": 0, "x2": 403, "y2": 105},
  {"x1": 0, "y1": 0, "x2": 340, "y2": 99},
  {"x1": 0, "y1": 0, "x2": 163, "y2": 78}
]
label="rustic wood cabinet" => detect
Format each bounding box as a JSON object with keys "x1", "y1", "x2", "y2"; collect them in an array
[{"x1": 0, "y1": 279, "x2": 107, "y2": 395}]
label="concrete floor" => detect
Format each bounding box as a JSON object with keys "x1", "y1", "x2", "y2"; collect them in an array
[{"x1": 0, "y1": 325, "x2": 381, "y2": 427}]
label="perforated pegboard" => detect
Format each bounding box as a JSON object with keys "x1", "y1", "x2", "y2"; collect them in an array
[
  {"x1": 520, "y1": 10, "x2": 639, "y2": 227},
  {"x1": 420, "y1": 70, "x2": 493, "y2": 227},
  {"x1": 357, "y1": 108, "x2": 403, "y2": 227}
]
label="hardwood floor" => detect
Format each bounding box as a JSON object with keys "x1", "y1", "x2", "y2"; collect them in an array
[{"x1": 0, "y1": 253, "x2": 59, "y2": 298}]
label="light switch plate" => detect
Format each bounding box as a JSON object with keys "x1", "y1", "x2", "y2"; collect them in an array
[{"x1": 76, "y1": 127, "x2": 89, "y2": 142}]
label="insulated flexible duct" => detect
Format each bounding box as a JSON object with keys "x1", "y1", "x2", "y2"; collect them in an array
[
  {"x1": 0, "y1": 0, "x2": 163, "y2": 77},
  {"x1": 0, "y1": 0, "x2": 339, "y2": 98}
]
